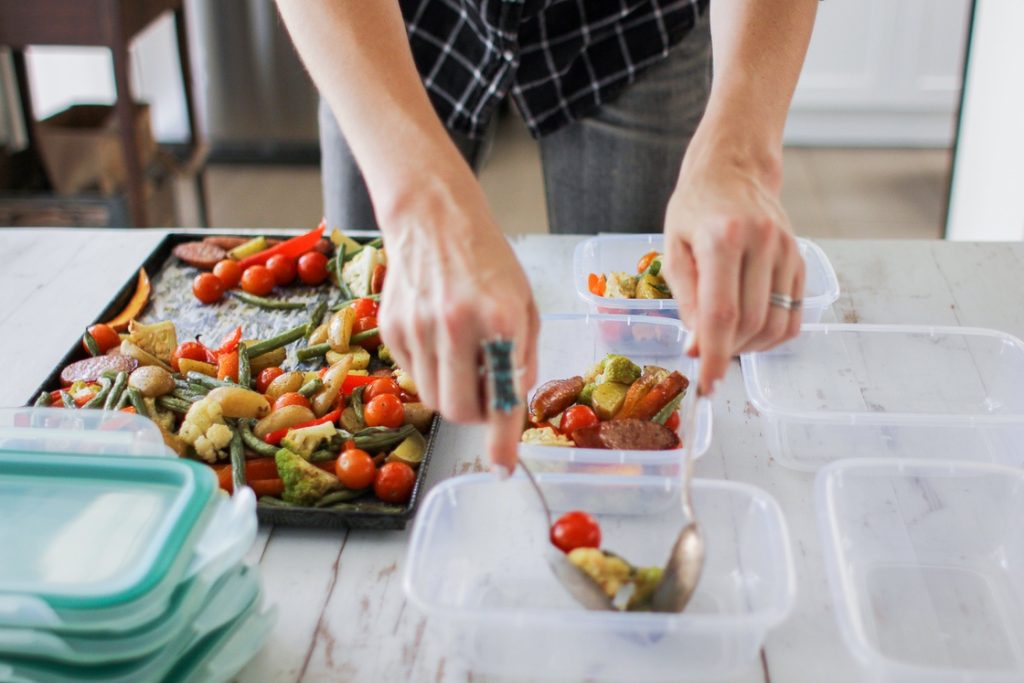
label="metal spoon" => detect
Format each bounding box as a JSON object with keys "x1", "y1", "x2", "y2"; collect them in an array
[
  {"x1": 649, "y1": 392, "x2": 706, "y2": 613},
  {"x1": 517, "y1": 459, "x2": 616, "y2": 611}
]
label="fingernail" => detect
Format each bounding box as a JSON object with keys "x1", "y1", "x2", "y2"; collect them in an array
[
  {"x1": 684, "y1": 333, "x2": 697, "y2": 355},
  {"x1": 490, "y1": 464, "x2": 511, "y2": 481}
]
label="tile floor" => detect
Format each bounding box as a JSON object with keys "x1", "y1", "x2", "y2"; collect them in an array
[{"x1": 184, "y1": 115, "x2": 952, "y2": 240}]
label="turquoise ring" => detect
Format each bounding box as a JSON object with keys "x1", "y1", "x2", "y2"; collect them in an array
[{"x1": 481, "y1": 338, "x2": 520, "y2": 413}]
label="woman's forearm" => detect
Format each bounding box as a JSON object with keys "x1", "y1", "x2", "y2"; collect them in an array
[{"x1": 275, "y1": 1, "x2": 469, "y2": 222}]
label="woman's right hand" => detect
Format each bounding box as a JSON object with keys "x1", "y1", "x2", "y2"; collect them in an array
[{"x1": 375, "y1": 165, "x2": 540, "y2": 475}]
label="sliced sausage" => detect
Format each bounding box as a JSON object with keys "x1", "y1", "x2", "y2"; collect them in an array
[
  {"x1": 311, "y1": 238, "x2": 334, "y2": 256},
  {"x1": 529, "y1": 376, "x2": 584, "y2": 422},
  {"x1": 172, "y1": 241, "x2": 227, "y2": 270},
  {"x1": 597, "y1": 419, "x2": 678, "y2": 450},
  {"x1": 61, "y1": 354, "x2": 138, "y2": 386},
  {"x1": 202, "y1": 236, "x2": 250, "y2": 251},
  {"x1": 628, "y1": 371, "x2": 689, "y2": 421}
]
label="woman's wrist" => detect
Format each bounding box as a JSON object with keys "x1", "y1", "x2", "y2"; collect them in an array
[{"x1": 685, "y1": 107, "x2": 784, "y2": 194}]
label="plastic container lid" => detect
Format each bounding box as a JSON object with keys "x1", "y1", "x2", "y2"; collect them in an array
[
  {"x1": 404, "y1": 473, "x2": 794, "y2": 682},
  {"x1": 0, "y1": 451, "x2": 218, "y2": 631},
  {"x1": 0, "y1": 409, "x2": 171, "y2": 458},
  {"x1": 519, "y1": 314, "x2": 712, "y2": 476},
  {"x1": 0, "y1": 489, "x2": 258, "y2": 664},
  {"x1": 573, "y1": 234, "x2": 840, "y2": 323},
  {"x1": 816, "y1": 458, "x2": 1024, "y2": 682},
  {"x1": 741, "y1": 324, "x2": 1024, "y2": 471}
]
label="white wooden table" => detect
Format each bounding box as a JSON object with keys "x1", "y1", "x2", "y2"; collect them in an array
[{"x1": 2, "y1": 229, "x2": 1022, "y2": 683}]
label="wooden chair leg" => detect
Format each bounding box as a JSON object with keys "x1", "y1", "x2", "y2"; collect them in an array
[
  {"x1": 111, "y1": 44, "x2": 148, "y2": 227},
  {"x1": 174, "y1": 6, "x2": 208, "y2": 227}
]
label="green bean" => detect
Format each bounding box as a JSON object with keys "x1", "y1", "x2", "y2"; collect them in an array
[
  {"x1": 297, "y1": 378, "x2": 322, "y2": 398},
  {"x1": 334, "y1": 245, "x2": 354, "y2": 301},
  {"x1": 366, "y1": 237, "x2": 383, "y2": 249},
  {"x1": 257, "y1": 496, "x2": 294, "y2": 508},
  {"x1": 296, "y1": 343, "x2": 330, "y2": 362},
  {"x1": 353, "y1": 424, "x2": 415, "y2": 452},
  {"x1": 115, "y1": 387, "x2": 132, "y2": 410},
  {"x1": 103, "y1": 371, "x2": 128, "y2": 411},
  {"x1": 127, "y1": 388, "x2": 150, "y2": 417},
  {"x1": 342, "y1": 245, "x2": 363, "y2": 263},
  {"x1": 245, "y1": 324, "x2": 307, "y2": 358},
  {"x1": 174, "y1": 378, "x2": 193, "y2": 392},
  {"x1": 350, "y1": 328, "x2": 379, "y2": 345},
  {"x1": 34, "y1": 391, "x2": 51, "y2": 407},
  {"x1": 82, "y1": 377, "x2": 112, "y2": 409},
  {"x1": 351, "y1": 385, "x2": 366, "y2": 428},
  {"x1": 230, "y1": 427, "x2": 246, "y2": 493},
  {"x1": 652, "y1": 390, "x2": 686, "y2": 426},
  {"x1": 309, "y1": 449, "x2": 338, "y2": 463},
  {"x1": 156, "y1": 395, "x2": 192, "y2": 415},
  {"x1": 186, "y1": 372, "x2": 235, "y2": 391},
  {"x1": 171, "y1": 387, "x2": 204, "y2": 403},
  {"x1": 330, "y1": 293, "x2": 381, "y2": 311},
  {"x1": 239, "y1": 420, "x2": 279, "y2": 457},
  {"x1": 230, "y1": 290, "x2": 308, "y2": 310},
  {"x1": 314, "y1": 488, "x2": 368, "y2": 507},
  {"x1": 238, "y1": 344, "x2": 252, "y2": 389},
  {"x1": 60, "y1": 391, "x2": 76, "y2": 409},
  {"x1": 82, "y1": 331, "x2": 101, "y2": 357},
  {"x1": 305, "y1": 300, "x2": 328, "y2": 340}
]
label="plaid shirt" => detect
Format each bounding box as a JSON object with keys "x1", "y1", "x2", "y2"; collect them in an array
[{"x1": 400, "y1": 0, "x2": 709, "y2": 138}]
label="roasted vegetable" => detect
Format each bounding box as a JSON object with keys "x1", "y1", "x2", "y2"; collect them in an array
[
  {"x1": 402, "y1": 402, "x2": 435, "y2": 432},
  {"x1": 603, "y1": 272, "x2": 638, "y2": 299},
  {"x1": 178, "y1": 358, "x2": 217, "y2": 378},
  {"x1": 128, "y1": 320, "x2": 178, "y2": 364},
  {"x1": 206, "y1": 386, "x2": 271, "y2": 419},
  {"x1": 128, "y1": 366, "x2": 175, "y2": 398},
  {"x1": 342, "y1": 245, "x2": 386, "y2": 298},
  {"x1": 120, "y1": 339, "x2": 173, "y2": 372},
  {"x1": 280, "y1": 421, "x2": 337, "y2": 459},
  {"x1": 325, "y1": 345, "x2": 370, "y2": 370},
  {"x1": 265, "y1": 371, "x2": 306, "y2": 401},
  {"x1": 105, "y1": 269, "x2": 151, "y2": 331},
  {"x1": 521, "y1": 426, "x2": 574, "y2": 447},
  {"x1": 276, "y1": 447, "x2": 343, "y2": 505},
  {"x1": 327, "y1": 308, "x2": 356, "y2": 353},
  {"x1": 635, "y1": 273, "x2": 671, "y2": 300},
  {"x1": 589, "y1": 382, "x2": 629, "y2": 421},
  {"x1": 179, "y1": 397, "x2": 234, "y2": 463},
  {"x1": 616, "y1": 366, "x2": 669, "y2": 420},
  {"x1": 254, "y1": 405, "x2": 316, "y2": 439},
  {"x1": 598, "y1": 355, "x2": 641, "y2": 385},
  {"x1": 387, "y1": 430, "x2": 427, "y2": 467},
  {"x1": 567, "y1": 548, "x2": 663, "y2": 611},
  {"x1": 628, "y1": 371, "x2": 688, "y2": 421}
]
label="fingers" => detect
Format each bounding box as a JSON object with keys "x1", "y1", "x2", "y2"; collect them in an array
[
  {"x1": 438, "y1": 302, "x2": 485, "y2": 423},
  {"x1": 784, "y1": 258, "x2": 805, "y2": 341},
  {"x1": 733, "y1": 224, "x2": 776, "y2": 351},
  {"x1": 487, "y1": 402, "x2": 527, "y2": 476},
  {"x1": 693, "y1": 224, "x2": 743, "y2": 395},
  {"x1": 741, "y1": 233, "x2": 803, "y2": 352},
  {"x1": 663, "y1": 239, "x2": 699, "y2": 332}
]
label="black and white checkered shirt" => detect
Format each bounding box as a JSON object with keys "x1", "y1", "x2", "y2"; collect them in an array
[{"x1": 400, "y1": 0, "x2": 709, "y2": 138}]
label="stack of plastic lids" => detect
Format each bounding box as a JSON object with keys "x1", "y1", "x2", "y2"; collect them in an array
[{"x1": 0, "y1": 408, "x2": 275, "y2": 683}]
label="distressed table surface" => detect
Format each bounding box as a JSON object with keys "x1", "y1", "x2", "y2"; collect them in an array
[{"x1": 1, "y1": 228, "x2": 1022, "y2": 683}]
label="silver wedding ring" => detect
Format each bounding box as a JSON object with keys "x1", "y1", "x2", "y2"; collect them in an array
[
  {"x1": 480, "y1": 338, "x2": 520, "y2": 413},
  {"x1": 769, "y1": 292, "x2": 802, "y2": 311}
]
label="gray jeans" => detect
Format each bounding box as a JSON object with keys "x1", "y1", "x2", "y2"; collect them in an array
[{"x1": 319, "y1": 10, "x2": 711, "y2": 234}]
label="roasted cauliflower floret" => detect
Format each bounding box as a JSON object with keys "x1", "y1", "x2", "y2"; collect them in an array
[
  {"x1": 395, "y1": 368, "x2": 418, "y2": 395},
  {"x1": 604, "y1": 272, "x2": 637, "y2": 299},
  {"x1": 178, "y1": 397, "x2": 233, "y2": 463},
  {"x1": 521, "y1": 426, "x2": 574, "y2": 447},
  {"x1": 568, "y1": 548, "x2": 664, "y2": 611}
]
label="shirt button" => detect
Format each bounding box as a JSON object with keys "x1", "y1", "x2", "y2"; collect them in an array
[{"x1": 503, "y1": 49, "x2": 515, "y2": 61}]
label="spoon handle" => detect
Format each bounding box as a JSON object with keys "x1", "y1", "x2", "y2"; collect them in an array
[{"x1": 518, "y1": 458, "x2": 554, "y2": 531}]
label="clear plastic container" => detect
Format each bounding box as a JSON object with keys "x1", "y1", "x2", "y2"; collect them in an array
[
  {"x1": 816, "y1": 459, "x2": 1024, "y2": 683},
  {"x1": 0, "y1": 451, "x2": 218, "y2": 632},
  {"x1": 573, "y1": 234, "x2": 840, "y2": 323},
  {"x1": 404, "y1": 473, "x2": 794, "y2": 682},
  {"x1": 519, "y1": 314, "x2": 712, "y2": 476},
  {"x1": 0, "y1": 408, "x2": 170, "y2": 457},
  {"x1": 741, "y1": 324, "x2": 1024, "y2": 471}
]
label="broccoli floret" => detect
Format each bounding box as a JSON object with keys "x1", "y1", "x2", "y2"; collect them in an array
[
  {"x1": 567, "y1": 547, "x2": 664, "y2": 611},
  {"x1": 280, "y1": 421, "x2": 337, "y2": 459},
  {"x1": 597, "y1": 355, "x2": 641, "y2": 385},
  {"x1": 275, "y1": 447, "x2": 343, "y2": 505}
]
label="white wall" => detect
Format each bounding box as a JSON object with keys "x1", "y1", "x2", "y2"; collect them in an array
[
  {"x1": 785, "y1": 0, "x2": 971, "y2": 147},
  {"x1": 946, "y1": 0, "x2": 1024, "y2": 241}
]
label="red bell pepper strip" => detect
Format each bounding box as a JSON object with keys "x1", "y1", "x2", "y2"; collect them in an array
[
  {"x1": 341, "y1": 374, "x2": 377, "y2": 396},
  {"x1": 215, "y1": 326, "x2": 243, "y2": 356},
  {"x1": 264, "y1": 407, "x2": 342, "y2": 446},
  {"x1": 236, "y1": 222, "x2": 326, "y2": 270}
]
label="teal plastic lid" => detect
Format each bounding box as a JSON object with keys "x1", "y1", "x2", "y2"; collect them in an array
[{"x1": 0, "y1": 452, "x2": 217, "y2": 616}]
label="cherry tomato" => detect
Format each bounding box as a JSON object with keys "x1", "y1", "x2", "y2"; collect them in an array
[
  {"x1": 274, "y1": 392, "x2": 311, "y2": 411},
  {"x1": 636, "y1": 251, "x2": 659, "y2": 273},
  {"x1": 364, "y1": 393, "x2": 403, "y2": 428},
  {"x1": 266, "y1": 254, "x2": 297, "y2": 286},
  {"x1": 350, "y1": 297, "x2": 378, "y2": 319},
  {"x1": 240, "y1": 265, "x2": 275, "y2": 296},
  {"x1": 171, "y1": 341, "x2": 209, "y2": 372},
  {"x1": 335, "y1": 447, "x2": 376, "y2": 490},
  {"x1": 561, "y1": 405, "x2": 600, "y2": 437},
  {"x1": 352, "y1": 315, "x2": 380, "y2": 350},
  {"x1": 370, "y1": 263, "x2": 386, "y2": 294},
  {"x1": 374, "y1": 461, "x2": 415, "y2": 504},
  {"x1": 550, "y1": 510, "x2": 602, "y2": 554},
  {"x1": 256, "y1": 367, "x2": 285, "y2": 394},
  {"x1": 665, "y1": 411, "x2": 681, "y2": 432},
  {"x1": 85, "y1": 324, "x2": 120, "y2": 354},
  {"x1": 193, "y1": 273, "x2": 225, "y2": 304},
  {"x1": 297, "y1": 252, "x2": 329, "y2": 285},
  {"x1": 365, "y1": 377, "x2": 401, "y2": 402},
  {"x1": 213, "y1": 259, "x2": 243, "y2": 289}
]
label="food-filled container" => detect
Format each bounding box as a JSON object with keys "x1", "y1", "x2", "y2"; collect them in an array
[
  {"x1": 740, "y1": 324, "x2": 1024, "y2": 471},
  {"x1": 404, "y1": 473, "x2": 794, "y2": 682},
  {"x1": 816, "y1": 459, "x2": 1024, "y2": 683},
  {"x1": 518, "y1": 314, "x2": 712, "y2": 476},
  {"x1": 573, "y1": 234, "x2": 839, "y2": 323}
]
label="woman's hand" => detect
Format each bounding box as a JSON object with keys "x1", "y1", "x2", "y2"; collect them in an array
[
  {"x1": 662, "y1": 132, "x2": 804, "y2": 395},
  {"x1": 376, "y1": 166, "x2": 539, "y2": 473}
]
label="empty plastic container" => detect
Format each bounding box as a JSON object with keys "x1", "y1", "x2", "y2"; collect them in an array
[
  {"x1": 573, "y1": 234, "x2": 839, "y2": 323},
  {"x1": 741, "y1": 324, "x2": 1024, "y2": 471},
  {"x1": 404, "y1": 473, "x2": 794, "y2": 682},
  {"x1": 817, "y1": 458, "x2": 1024, "y2": 683},
  {"x1": 519, "y1": 314, "x2": 712, "y2": 476},
  {"x1": 0, "y1": 408, "x2": 170, "y2": 457}
]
